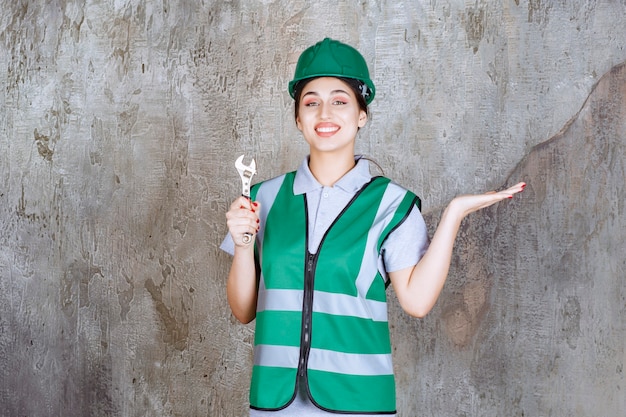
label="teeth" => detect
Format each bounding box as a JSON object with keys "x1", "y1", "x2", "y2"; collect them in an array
[{"x1": 317, "y1": 127, "x2": 338, "y2": 133}]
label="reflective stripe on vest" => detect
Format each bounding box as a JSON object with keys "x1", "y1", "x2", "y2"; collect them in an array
[
  {"x1": 249, "y1": 172, "x2": 419, "y2": 413},
  {"x1": 254, "y1": 344, "x2": 393, "y2": 376}
]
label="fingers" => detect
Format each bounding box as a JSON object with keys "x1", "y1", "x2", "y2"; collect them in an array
[
  {"x1": 499, "y1": 181, "x2": 526, "y2": 199},
  {"x1": 451, "y1": 181, "x2": 527, "y2": 217},
  {"x1": 226, "y1": 197, "x2": 261, "y2": 246},
  {"x1": 229, "y1": 195, "x2": 253, "y2": 211}
]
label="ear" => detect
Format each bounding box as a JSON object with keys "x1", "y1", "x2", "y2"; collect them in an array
[
  {"x1": 296, "y1": 116, "x2": 303, "y2": 131},
  {"x1": 358, "y1": 110, "x2": 368, "y2": 128}
]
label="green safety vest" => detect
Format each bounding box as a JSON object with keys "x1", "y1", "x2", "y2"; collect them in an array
[{"x1": 249, "y1": 171, "x2": 420, "y2": 414}]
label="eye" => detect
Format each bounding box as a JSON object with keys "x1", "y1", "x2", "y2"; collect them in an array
[
  {"x1": 332, "y1": 95, "x2": 350, "y2": 105},
  {"x1": 303, "y1": 100, "x2": 319, "y2": 107}
]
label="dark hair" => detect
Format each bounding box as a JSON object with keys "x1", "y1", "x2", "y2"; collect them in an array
[{"x1": 293, "y1": 77, "x2": 369, "y2": 121}]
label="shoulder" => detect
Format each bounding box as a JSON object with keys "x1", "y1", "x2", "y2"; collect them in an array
[
  {"x1": 371, "y1": 176, "x2": 422, "y2": 211},
  {"x1": 250, "y1": 171, "x2": 296, "y2": 207},
  {"x1": 252, "y1": 171, "x2": 294, "y2": 193}
]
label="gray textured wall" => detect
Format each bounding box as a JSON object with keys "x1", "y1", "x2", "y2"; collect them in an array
[{"x1": 1, "y1": 1, "x2": 624, "y2": 416}]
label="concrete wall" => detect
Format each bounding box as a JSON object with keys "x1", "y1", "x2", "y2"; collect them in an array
[{"x1": 1, "y1": 1, "x2": 624, "y2": 416}]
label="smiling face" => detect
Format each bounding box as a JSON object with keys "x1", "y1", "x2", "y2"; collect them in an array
[{"x1": 295, "y1": 77, "x2": 368, "y2": 158}]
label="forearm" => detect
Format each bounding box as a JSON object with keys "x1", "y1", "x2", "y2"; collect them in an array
[
  {"x1": 391, "y1": 182, "x2": 525, "y2": 318},
  {"x1": 226, "y1": 245, "x2": 258, "y2": 323},
  {"x1": 394, "y1": 200, "x2": 465, "y2": 317}
]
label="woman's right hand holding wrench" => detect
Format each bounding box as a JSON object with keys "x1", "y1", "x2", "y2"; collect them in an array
[{"x1": 226, "y1": 196, "x2": 260, "y2": 247}]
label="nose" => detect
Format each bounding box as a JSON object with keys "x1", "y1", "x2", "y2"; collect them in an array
[{"x1": 319, "y1": 102, "x2": 331, "y2": 119}]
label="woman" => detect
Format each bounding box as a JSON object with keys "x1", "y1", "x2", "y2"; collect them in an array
[{"x1": 221, "y1": 38, "x2": 525, "y2": 416}]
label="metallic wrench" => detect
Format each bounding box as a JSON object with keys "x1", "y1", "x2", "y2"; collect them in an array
[{"x1": 235, "y1": 154, "x2": 257, "y2": 244}]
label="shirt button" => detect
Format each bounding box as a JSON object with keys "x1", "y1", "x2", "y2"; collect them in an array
[{"x1": 323, "y1": 192, "x2": 329, "y2": 198}]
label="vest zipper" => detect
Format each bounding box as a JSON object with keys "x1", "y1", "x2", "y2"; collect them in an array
[
  {"x1": 299, "y1": 251, "x2": 316, "y2": 378},
  {"x1": 297, "y1": 181, "x2": 376, "y2": 389}
]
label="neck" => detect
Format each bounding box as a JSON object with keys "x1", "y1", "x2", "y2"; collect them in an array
[{"x1": 308, "y1": 152, "x2": 356, "y2": 186}]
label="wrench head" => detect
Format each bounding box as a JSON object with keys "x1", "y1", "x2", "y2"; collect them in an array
[
  {"x1": 235, "y1": 154, "x2": 256, "y2": 174},
  {"x1": 235, "y1": 154, "x2": 257, "y2": 197}
]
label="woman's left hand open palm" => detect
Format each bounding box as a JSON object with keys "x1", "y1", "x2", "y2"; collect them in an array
[{"x1": 450, "y1": 181, "x2": 526, "y2": 218}]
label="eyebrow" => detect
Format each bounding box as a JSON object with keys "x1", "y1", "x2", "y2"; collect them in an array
[{"x1": 302, "y1": 89, "x2": 351, "y2": 98}]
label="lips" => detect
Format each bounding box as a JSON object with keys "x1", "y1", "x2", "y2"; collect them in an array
[{"x1": 315, "y1": 123, "x2": 340, "y2": 135}]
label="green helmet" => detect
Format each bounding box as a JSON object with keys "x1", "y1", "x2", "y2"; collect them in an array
[{"x1": 288, "y1": 38, "x2": 376, "y2": 104}]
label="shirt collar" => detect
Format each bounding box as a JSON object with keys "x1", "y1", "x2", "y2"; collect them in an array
[{"x1": 293, "y1": 155, "x2": 373, "y2": 195}]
